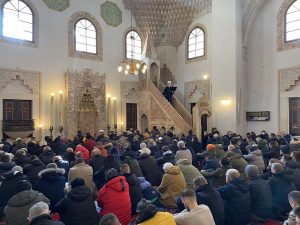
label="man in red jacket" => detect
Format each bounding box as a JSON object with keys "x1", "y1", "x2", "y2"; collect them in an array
[
  {"x1": 74, "y1": 145, "x2": 90, "y2": 161},
  {"x1": 98, "y1": 168, "x2": 131, "y2": 225}
]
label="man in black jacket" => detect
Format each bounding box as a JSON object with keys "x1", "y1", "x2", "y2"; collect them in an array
[{"x1": 28, "y1": 201, "x2": 64, "y2": 225}]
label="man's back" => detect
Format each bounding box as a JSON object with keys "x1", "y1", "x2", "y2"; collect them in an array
[{"x1": 174, "y1": 205, "x2": 215, "y2": 225}]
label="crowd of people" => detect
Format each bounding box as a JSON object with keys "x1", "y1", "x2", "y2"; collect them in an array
[{"x1": 0, "y1": 127, "x2": 300, "y2": 225}]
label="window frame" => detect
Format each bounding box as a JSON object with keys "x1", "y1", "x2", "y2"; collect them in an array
[
  {"x1": 284, "y1": 0, "x2": 300, "y2": 43},
  {"x1": 125, "y1": 29, "x2": 142, "y2": 61},
  {"x1": 74, "y1": 18, "x2": 98, "y2": 55},
  {"x1": 0, "y1": 0, "x2": 38, "y2": 48},
  {"x1": 185, "y1": 24, "x2": 207, "y2": 63}
]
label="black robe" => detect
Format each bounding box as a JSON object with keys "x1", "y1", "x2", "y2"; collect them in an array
[{"x1": 163, "y1": 86, "x2": 174, "y2": 103}]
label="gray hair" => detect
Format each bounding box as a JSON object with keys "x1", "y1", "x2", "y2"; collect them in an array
[
  {"x1": 226, "y1": 169, "x2": 240, "y2": 182},
  {"x1": 43, "y1": 146, "x2": 52, "y2": 152},
  {"x1": 163, "y1": 162, "x2": 173, "y2": 172},
  {"x1": 177, "y1": 141, "x2": 185, "y2": 149},
  {"x1": 140, "y1": 143, "x2": 147, "y2": 149},
  {"x1": 28, "y1": 202, "x2": 49, "y2": 221},
  {"x1": 271, "y1": 163, "x2": 284, "y2": 174},
  {"x1": 227, "y1": 145, "x2": 235, "y2": 152}
]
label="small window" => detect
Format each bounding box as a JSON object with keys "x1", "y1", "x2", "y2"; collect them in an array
[
  {"x1": 2, "y1": 0, "x2": 33, "y2": 42},
  {"x1": 285, "y1": 0, "x2": 300, "y2": 42},
  {"x1": 187, "y1": 27, "x2": 205, "y2": 60},
  {"x1": 126, "y1": 30, "x2": 142, "y2": 60},
  {"x1": 75, "y1": 19, "x2": 97, "y2": 54}
]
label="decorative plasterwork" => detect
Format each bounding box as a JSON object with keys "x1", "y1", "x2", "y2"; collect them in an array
[
  {"x1": 123, "y1": 0, "x2": 212, "y2": 46},
  {"x1": 66, "y1": 69, "x2": 106, "y2": 138},
  {"x1": 121, "y1": 81, "x2": 140, "y2": 98},
  {"x1": 0, "y1": 0, "x2": 39, "y2": 48},
  {"x1": 43, "y1": 0, "x2": 69, "y2": 12},
  {"x1": 277, "y1": 0, "x2": 300, "y2": 51},
  {"x1": 68, "y1": 11, "x2": 103, "y2": 61},
  {"x1": 185, "y1": 24, "x2": 208, "y2": 64},
  {"x1": 101, "y1": 1, "x2": 122, "y2": 27},
  {"x1": 279, "y1": 66, "x2": 300, "y2": 92},
  {"x1": 184, "y1": 80, "x2": 210, "y2": 104}
]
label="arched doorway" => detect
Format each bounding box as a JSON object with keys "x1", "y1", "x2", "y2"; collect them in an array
[
  {"x1": 150, "y1": 63, "x2": 159, "y2": 86},
  {"x1": 141, "y1": 114, "x2": 148, "y2": 133},
  {"x1": 201, "y1": 114, "x2": 209, "y2": 141}
]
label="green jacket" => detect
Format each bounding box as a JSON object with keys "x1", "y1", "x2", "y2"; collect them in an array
[{"x1": 176, "y1": 159, "x2": 203, "y2": 189}]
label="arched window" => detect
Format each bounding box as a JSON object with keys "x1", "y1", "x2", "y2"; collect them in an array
[
  {"x1": 75, "y1": 19, "x2": 97, "y2": 54},
  {"x1": 126, "y1": 30, "x2": 142, "y2": 60},
  {"x1": 285, "y1": 0, "x2": 300, "y2": 42},
  {"x1": 2, "y1": 0, "x2": 33, "y2": 42},
  {"x1": 187, "y1": 27, "x2": 205, "y2": 60}
]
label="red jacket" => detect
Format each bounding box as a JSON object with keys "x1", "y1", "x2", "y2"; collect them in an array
[
  {"x1": 98, "y1": 176, "x2": 131, "y2": 225},
  {"x1": 74, "y1": 145, "x2": 90, "y2": 160},
  {"x1": 83, "y1": 139, "x2": 96, "y2": 152}
]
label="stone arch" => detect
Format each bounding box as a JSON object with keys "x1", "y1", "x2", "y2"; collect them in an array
[
  {"x1": 141, "y1": 114, "x2": 148, "y2": 133},
  {"x1": 150, "y1": 62, "x2": 159, "y2": 86}
]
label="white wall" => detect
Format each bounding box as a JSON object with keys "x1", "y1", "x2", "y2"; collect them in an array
[
  {"x1": 246, "y1": 0, "x2": 300, "y2": 134},
  {"x1": 0, "y1": 0, "x2": 139, "y2": 135}
]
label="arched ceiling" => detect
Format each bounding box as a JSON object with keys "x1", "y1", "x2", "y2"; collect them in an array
[{"x1": 122, "y1": 0, "x2": 212, "y2": 47}]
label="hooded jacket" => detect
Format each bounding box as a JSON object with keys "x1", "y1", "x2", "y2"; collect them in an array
[
  {"x1": 29, "y1": 214, "x2": 64, "y2": 225},
  {"x1": 123, "y1": 156, "x2": 143, "y2": 177},
  {"x1": 138, "y1": 154, "x2": 162, "y2": 186},
  {"x1": 39, "y1": 151, "x2": 56, "y2": 166},
  {"x1": 74, "y1": 145, "x2": 90, "y2": 160},
  {"x1": 4, "y1": 190, "x2": 50, "y2": 225},
  {"x1": 98, "y1": 176, "x2": 131, "y2": 225},
  {"x1": 202, "y1": 165, "x2": 232, "y2": 188},
  {"x1": 23, "y1": 159, "x2": 46, "y2": 184},
  {"x1": 158, "y1": 166, "x2": 186, "y2": 208},
  {"x1": 244, "y1": 149, "x2": 265, "y2": 173},
  {"x1": 176, "y1": 159, "x2": 203, "y2": 189},
  {"x1": 226, "y1": 152, "x2": 248, "y2": 178},
  {"x1": 218, "y1": 178, "x2": 251, "y2": 225},
  {"x1": 34, "y1": 168, "x2": 66, "y2": 210},
  {"x1": 137, "y1": 204, "x2": 176, "y2": 225},
  {"x1": 0, "y1": 161, "x2": 15, "y2": 177},
  {"x1": 54, "y1": 186, "x2": 99, "y2": 225},
  {"x1": 123, "y1": 173, "x2": 143, "y2": 214}
]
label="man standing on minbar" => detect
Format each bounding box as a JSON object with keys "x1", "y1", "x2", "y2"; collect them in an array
[{"x1": 163, "y1": 81, "x2": 176, "y2": 103}]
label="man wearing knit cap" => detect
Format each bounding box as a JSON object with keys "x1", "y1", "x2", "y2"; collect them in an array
[{"x1": 245, "y1": 165, "x2": 273, "y2": 219}]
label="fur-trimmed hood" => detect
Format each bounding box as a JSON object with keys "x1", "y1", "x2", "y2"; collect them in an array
[{"x1": 38, "y1": 167, "x2": 65, "y2": 179}]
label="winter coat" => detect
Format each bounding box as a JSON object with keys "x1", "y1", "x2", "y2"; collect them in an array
[
  {"x1": 23, "y1": 159, "x2": 46, "y2": 184},
  {"x1": 138, "y1": 177, "x2": 160, "y2": 202},
  {"x1": 248, "y1": 177, "x2": 273, "y2": 218},
  {"x1": 226, "y1": 152, "x2": 248, "y2": 178},
  {"x1": 0, "y1": 171, "x2": 28, "y2": 218},
  {"x1": 39, "y1": 151, "x2": 56, "y2": 166},
  {"x1": 136, "y1": 204, "x2": 176, "y2": 225},
  {"x1": 158, "y1": 166, "x2": 186, "y2": 208},
  {"x1": 83, "y1": 139, "x2": 96, "y2": 152},
  {"x1": 218, "y1": 178, "x2": 251, "y2": 225},
  {"x1": 257, "y1": 139, "x2": 269, "y2": 153},
  {"x1": 98, "y1": 176, "x2": 131, "y2": 225},
  {"x1": 123, "y1": 173, "x2": 143, "y2": 214},
  {"x1": 0, "y1": 161, "x2": 15, "y2": 177},
  {"x1": 175, "y1": 148, "x2": 192, "y2": 164},
  {"x1": 5, "y1": 190, "x2": 50, "y2": 225},
  {"x1": 29, "y1": 214, "x2": 65, "y2": 225},
  {"x1": 263, "y1": 146, "x2": 281, "y2": 160},
  {"x1": 195, "y1": 184, "x2": 225, "y2": 225},
  {"x1": 89, "y1": 155, "x2": 106, "y2": 173},
  {"x1": 203, "y1": 157, "x2": 220, "y2": 171},
  {"x1": 54, "y1": 186, "x2": 99, "y2": 225},
  {"x1": 12, "y1": 154, "x2": 30, "y2": 167},
  {"x1": 244, "y1": 150, "x2": 265, "y2": 173},
  {"x1": 268, "y1": 171, "x2": 296, "y2": 220},
  {"x1": 285, "y1": 160, "x2": 300, "y2": 190},
  {"x1": 34, "y1": 168, "x2": 66, "y2": 210},
  {"x1": 156, "y1": 151, "x2": 175, "y2": 167},
  {"x1": 202, "y1": 165, "x2": 232, "y2": 188},
  {"x1": 176, "y1": 159, "x2": 203, "y2": 189},
  {"x1": 138, "y1": 154, "x2": 162, "y2": 186},
  {"x1": 74, "y1": 145, "x2": 90, "y2": 160},
  {"x1": 68, "y1": 163, "x2": 94, "y2": 192},
  {"x1": 123, "y1": 156, "x2": 143, "y2": 177}
]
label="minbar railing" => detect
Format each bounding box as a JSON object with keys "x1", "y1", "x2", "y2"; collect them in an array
[{"x1": 2, "y1": 120, "x2": 35, "y2": 132}]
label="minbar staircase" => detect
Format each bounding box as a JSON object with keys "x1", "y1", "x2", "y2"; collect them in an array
[{"x1": 148, "y1": 79, "x2": 193, "y2": 134}]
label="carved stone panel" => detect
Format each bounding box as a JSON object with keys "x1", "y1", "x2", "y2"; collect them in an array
[
  {"x1": 43, "y1": 0, "x2": 69, "y2": 12},
  {"x1": 184, "y1": 80, "x2": 210, "y2": 107},
  {"x1": 66, "y1": 69, "x2": 106, "y2": 138},
  {"x1": 101, "y1": 1, "x2": 122, "y2": 27}
]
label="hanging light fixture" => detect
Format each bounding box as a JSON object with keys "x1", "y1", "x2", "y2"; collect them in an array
[{"x1": 118, "y1": 0, "x2": 147, "y2": 76}]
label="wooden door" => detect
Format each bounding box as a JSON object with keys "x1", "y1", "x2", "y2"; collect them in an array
[
  {"x1": 289, "y1": 98, "x2": 300, "y2": 136},
  {"x1": 3, "y1": 99, "x2": 32, "y2": 121},
  {"x1": 126, "y1": 103, "x2": 137, "y2": 131}
]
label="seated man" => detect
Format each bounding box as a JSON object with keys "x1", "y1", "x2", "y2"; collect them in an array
[
  {"x1": 136, "y1": 199, "x2": 176, "y2": 225},
  {"x1": 284, "y1": 191, "x2": 300, "y2": 225},
  {"x1": 245, "y1": 165, "x2": 273, "y2": 219},
  {"x1": 100, "y1": 213, "x2": 121, "y2": 225},
  {"x1": 174, "y1": 188, "x2": 216, "y2": 225},
  {"x1": 217, "y1": 169, "x2": 251, "y2": 225},
  {"x1": 28, "y1": 201, "x2": 64, "y2": 225}
]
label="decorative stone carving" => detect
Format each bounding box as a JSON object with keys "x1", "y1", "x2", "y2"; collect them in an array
[
  {"x1": 66, "y1": 69, "x2": 106, "y2": 138},
  {"x1": 279, "y1": 67, "x2": 300, "y2": 92},
  {"x1": 0, "y1": 0, "x2": 39, "y2": 48},
  {"x1": 68, "y1": 11, "x2": 103, "y2": 61},
  {"x1": 184, "y1": 80, "x2": 210, "y2": 105},
  {"x1": 101, "y1": 1, "x2": 122, "y2": 27},
  {"x1": 123, "y1": 0, "x2": 212, "y2": 46},
  {"x1": 43, "y1": 0, "x2": 69, "y2": 12},
  {"x1": 277, "y1": 0, "x2": 300, "y2": 51}
]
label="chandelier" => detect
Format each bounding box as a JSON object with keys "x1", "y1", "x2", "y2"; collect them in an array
[{"x1": 118, "y1": 0, "x2": 147, "y2": 76}]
